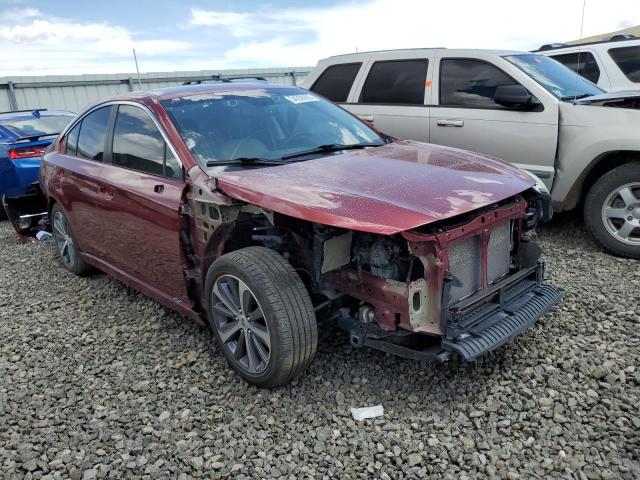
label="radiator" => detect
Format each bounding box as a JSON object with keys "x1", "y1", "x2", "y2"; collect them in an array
[{"x1": 448, "y1": 220, "x2": 512, "y2": 303}]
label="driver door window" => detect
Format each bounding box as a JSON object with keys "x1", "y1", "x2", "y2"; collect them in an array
[
  {"x1": 112, "y1": 105, "x2": 182, "y2": 179},
  {"x1": 431, "y1": 56, "x2": 558, "y2": 183},
  {"x1": 439, "y1": 59, "x2": 523, "y2": 109}
]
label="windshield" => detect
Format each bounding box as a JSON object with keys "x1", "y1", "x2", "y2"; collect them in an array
[
  {"x1": 505, "y1": 54, "x2": 603, "y2": 100},
  {"x1": 161, "y1": 87, "x2": 383, "y2": 166},
  {"x1": 2, "y1": 114, "x2": 73, "y2": 138}
]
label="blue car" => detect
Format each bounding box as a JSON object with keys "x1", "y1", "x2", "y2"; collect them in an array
[{"x1": 0, "y1": 109, "x2": 74, "y2": 218}]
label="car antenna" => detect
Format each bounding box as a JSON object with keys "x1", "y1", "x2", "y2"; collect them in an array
[{"x1": 573, "y1": 0, "x2": 586, "y2": 101}]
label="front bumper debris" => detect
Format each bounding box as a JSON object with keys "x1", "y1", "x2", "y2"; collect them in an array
[{"x1": 442, "y1": 262, "x2": 560, "y2": 360}]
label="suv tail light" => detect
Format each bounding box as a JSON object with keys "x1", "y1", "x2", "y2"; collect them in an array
[{"x1": 8, "y1": 146, "x2": 46, "y2": 160}]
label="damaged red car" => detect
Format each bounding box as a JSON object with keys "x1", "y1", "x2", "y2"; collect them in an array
[{"x1": 4, "y1": 82, "x2": 560, "y2": 387}]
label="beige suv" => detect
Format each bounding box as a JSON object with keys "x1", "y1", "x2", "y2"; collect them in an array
[{"x1": 302, "y1": 48, "x2": 640, "y2": 258}]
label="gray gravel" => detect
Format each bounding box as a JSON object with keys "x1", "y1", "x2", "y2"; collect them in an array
[{"x1": 1, "y1": 214, "x2": 638, "y2": 480}]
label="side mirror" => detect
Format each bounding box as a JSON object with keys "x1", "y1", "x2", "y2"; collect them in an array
[{"x1": 494, "y1": 85, "x2": 539, "y2": 110}]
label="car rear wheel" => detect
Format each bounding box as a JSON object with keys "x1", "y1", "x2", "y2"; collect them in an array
[
  {"x1": 51, "y1": 203, "x2": 92, "y2": 276},
  {"x1": 205, "y1": 246, "x2": 317, "y2": 388},
  {"x1": 584, "y1": 162, "x2": 640, "y2": 259}
]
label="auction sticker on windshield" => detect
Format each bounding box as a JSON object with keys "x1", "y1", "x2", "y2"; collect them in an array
[{"x1": 284, "y1": 94, "x2": 319, "y2": 104}]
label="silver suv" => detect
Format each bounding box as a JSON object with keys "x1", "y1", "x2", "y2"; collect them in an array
[{"x1": 303, "y1": 48, "x2": 640, "y2": 258}]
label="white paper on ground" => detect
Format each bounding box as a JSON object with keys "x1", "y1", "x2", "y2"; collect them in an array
[
  {"x1": 35, "y1": 231, "x2": 52, "y2": 241},
  {"x1": 350, "y1": 404, "x2": 384, "y2": 421}
]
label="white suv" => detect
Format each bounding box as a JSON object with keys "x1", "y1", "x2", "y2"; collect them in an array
[
  {"x1": 302, "y1": 48, "x2": 640, "y2": 258},
  {"x1": 536, "y1": 37, "x2": 640, "y2": 92}
]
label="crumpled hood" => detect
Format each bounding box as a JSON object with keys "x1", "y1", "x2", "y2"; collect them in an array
[{"x1": 216, "y1": 140, "x2": 534, "y2": 234}]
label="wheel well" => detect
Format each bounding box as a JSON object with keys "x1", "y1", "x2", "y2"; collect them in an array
[
  {"x1": 47, "y1": 197, "x2": 57, "y2": 216},
  {"x1": 199, "y1": 213, "x2": 274, "y2": 290},
  {"x1": 199, "y1": 213, "x2": 315, "y2": 300},
  {"x1": 566, "y1": 151, "x2": 640, "y2": 210}
]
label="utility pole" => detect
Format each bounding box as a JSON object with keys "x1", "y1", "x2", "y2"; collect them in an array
[{"x1": 132, "y1": 48, "x2": 142, "y2": 89}]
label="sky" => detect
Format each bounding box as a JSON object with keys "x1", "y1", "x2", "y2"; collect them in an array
[{"x1": 0, "y1": 0, "x2": 638, "y2": 76}]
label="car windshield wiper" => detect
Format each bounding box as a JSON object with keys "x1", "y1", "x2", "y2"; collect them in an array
[
  {"x1": 561, "y1": 93, "x2": 593, "y2": 101},
  {"x1": 281, "y1": 142, "x2": 384, "y2": 161},
  {"x1": 206, "y1": 157, "x2": 286, "y2": 167}
]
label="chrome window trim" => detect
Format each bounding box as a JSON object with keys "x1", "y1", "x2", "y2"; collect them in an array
[{"x1": 64, "y1": 100, "x2": 184, "y2": 169}]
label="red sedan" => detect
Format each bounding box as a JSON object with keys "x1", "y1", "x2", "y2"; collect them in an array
[{"x1": 5, "y1": 82, "x2": 560, "y2": 387}]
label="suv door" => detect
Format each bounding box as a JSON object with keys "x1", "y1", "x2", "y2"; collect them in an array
[
  {"x1": 347, "y1": 55, "x2": 432, "y2": 142},
  {"x1": 430, "y1": 54, "x2": 559, "y2": 185},
  {"x1": 95, "y1": 103, "x2": 189, "y2": 303},
  {"x1": 52, "y1": 105, "x2": 114, "y2": 256}
]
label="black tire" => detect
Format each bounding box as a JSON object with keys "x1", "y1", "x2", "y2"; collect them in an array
[
  {"x1": 584, "y1": 162, "x2": 640, "y2": 259},
  {"x1": 205, "y1": 246, "x2": 317, "y2": 387},
  {"x1": 50, "y1": 203, "x2": 92, "y2": 276}
]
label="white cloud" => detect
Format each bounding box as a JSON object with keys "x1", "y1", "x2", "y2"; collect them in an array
[
  {"x1": 189, "y1": 0, "x2": 640, "y2": 67},
  {"x1": 1, "y1": 1, "x2": 638, "y2": 76},
  {"x1": 0, "y1": 8, "x2": 190, "y2": 75}
]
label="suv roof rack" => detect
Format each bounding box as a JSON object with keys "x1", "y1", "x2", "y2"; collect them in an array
[
  {"x1": 183, "y1": 75, "x2": 269, "y2": 85},
  {"x1": 537, "y1": 43, "x2": 569, "y2": 51},
  {"x1": 534, "y1": 34, "x2": 638, "y2": 52}
]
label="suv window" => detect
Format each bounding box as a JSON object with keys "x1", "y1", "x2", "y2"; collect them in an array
[
  {"x1": 550, "y1": 52, "x2": 600, "y2": 84},
  {"x1": 440, "y1": 59, "x2": 521, "y2": 108},
  {"x1": 608, "y1": 46, "x2": 640, "y2": 83},
  {"x1": 360, "y1": 59, "x2": 429, "y2": 105},
  {"x1": 65, "y1": 122, "x2": 80, "y2": 156},
  {"x1": 77, "y1": 106, "x2": 112, "y2": 161},
  {"x1": 310, "y1": 63, "x2": 361, "y2": 103},
  {"x1": 112, "y1": 105, "x2": 181, "y2": 179}
]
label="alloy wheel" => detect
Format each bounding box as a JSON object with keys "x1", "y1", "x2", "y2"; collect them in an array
[
  {"x1": 601, "y1": 182, "x2": 640, "y2": 245},
  {"x1": 212, "y1": 274, "x2": 271, "y2": 374},
  {"x1": 53, "y1": 211, "x2": 76, "y2": 268}
]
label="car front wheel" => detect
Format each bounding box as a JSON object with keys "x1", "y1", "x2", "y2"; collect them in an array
[
  {"x1": 584, "y1": 162, "x2": 640, "y2": 259},
  {"x1": 205, "y1": 246, "x2": 317, "y2": 388}
]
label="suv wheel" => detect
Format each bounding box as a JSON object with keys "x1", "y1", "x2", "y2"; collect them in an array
[
  {"x1": 51, "y1": 203, "x2": 92, "y2": 275},
  {"x1": 205, "y1": 246, "x2": 317, "y2": 388},
  {"x1": 584, "y1": 163, "x2": 640, "y2": 259}
]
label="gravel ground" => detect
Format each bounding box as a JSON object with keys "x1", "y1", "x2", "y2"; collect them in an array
[{"x1": 0, "y1": 214, "x2": 638, "y2": 480}]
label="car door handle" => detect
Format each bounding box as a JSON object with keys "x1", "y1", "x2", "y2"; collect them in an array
[
  {"x1": 98, "y1": 186, "x2": 114, "y2": 201},
  {"x1": 359, "y1": 114, "x2": 374, "y2": 122},
  {"x1": 154, "y1": 184, "x2": 165, "y2": 194},
  {"x1": 436, "y1": 119, "x2": 464, "y2": 127}
]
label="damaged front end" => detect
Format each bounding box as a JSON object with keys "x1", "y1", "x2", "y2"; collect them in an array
[
  {"x1": 2, "y1": 182, "x2": 50, "y2": 241},
  {"x1": 318, "y1": 191, "x2": 560, "y2": 362}
]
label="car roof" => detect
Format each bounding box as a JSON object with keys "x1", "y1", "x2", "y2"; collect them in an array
[
  {"x1": 319, "y1": 48, "x2": 528, "y2": 61},
  {"x1": 108, "y1": 82, "x2": 299, "y2": 103}
]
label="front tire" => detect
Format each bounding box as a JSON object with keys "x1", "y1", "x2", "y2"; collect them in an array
[
  {"x1": 51, "y1": 203, "x2": 92, "y2": 276},
  {"x1": 584, "y1": 163, "x2": 640, "y2": 259},
  {"x1": 205, "y1": 247, "x2": 317, "y2": 388}
]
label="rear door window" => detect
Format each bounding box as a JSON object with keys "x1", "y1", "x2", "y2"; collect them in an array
[
  {"x1": 65, "y1": 122, "x2": 81, "y2": 156},
  {"x1": 549, "y1": 52, "x2": 601, "y2": 84},
  {"x1": 77, "y1": 106, "x2": 113, "y2": 161},
  {"x1": 360, "y1": 59, "x2": 429, "y2": 105},
  {"x1": 608, "y1": 46, "x2": 640, "y2": 83},
  {"x1": 439, "y1": 59, "x2": 520, "y2": 108},
  {"x1": 310, "y1": 63, "x2": 361, "y2": 103},
  {"x1": 112, "y1": 104, "x2": 181, "y2": 179}
]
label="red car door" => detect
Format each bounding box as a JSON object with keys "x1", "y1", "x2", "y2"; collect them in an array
[
  {"x1": 93, "y1": 103, "x2": 189, "y2": 304},
  {"x1": 48, "y1": 105, "x2": 114, "y2": 257}
]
